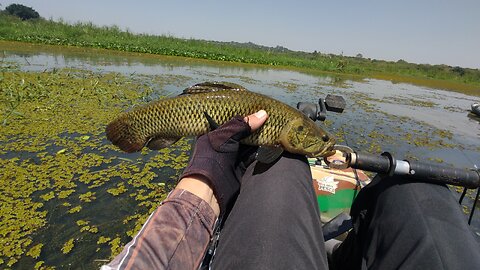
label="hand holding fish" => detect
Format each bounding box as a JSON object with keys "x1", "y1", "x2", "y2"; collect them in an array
[{"x1": 179, "y1": 110, "x2": 268, "y2": 215}]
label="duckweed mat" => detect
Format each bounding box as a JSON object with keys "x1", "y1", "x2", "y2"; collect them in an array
[{"x1": 0, "y1": 67, "x2": 192, "y2": 269}]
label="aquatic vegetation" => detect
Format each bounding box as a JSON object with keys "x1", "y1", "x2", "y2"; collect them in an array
[
  {"x1": 428, "y1": 157, "x2": 444, "y2": 163},
  {"x1": 385, "y1": 96, "x2": 436, "y2": 108},
  {"x1": 79, "y1": 191, "x2": 96, "y2": 202},
  {"x1": 40, "y1": 191, "x2": 55, "y2": 201},
  {"x1": 0, "y1": 68, "x2": 191, "y2": 268},
  {"x1": 61, "y1": 239, "x2": 74, "y2": 254},
  {"x1": 107, "y1": 183, "x2": 128, "y2": 196},
  {"x1": 34, "y1": 261, "x2": 46, "y2": 269},
  {"x1": 26, "y1": 243, "x2": 43, "y2": 259},
  {"x1": 80, "y1": 225, "x2": 99, "y2": 234},
  {"x1": 68, "y1": 205, "x2": 82, "y2": 214},
  {"x1": 108, "y1": 237, "x2": 122, "y2": 258},
  {"x1": 271, "y1": 81, "x2": 301, "y2": 93},
  {"x1": 97, "y1": 236, "x2": 111, "y2": 245}
]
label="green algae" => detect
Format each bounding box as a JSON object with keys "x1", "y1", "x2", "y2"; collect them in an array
[
  {"x1": 26, "y1": 244, "x2": 43, "y2": 259},
  {"x1": 79, "y1": 191, "x2": 96, "y2": 203},
  {"x1": 61, "y1": 239, "x2": 74, "y2": 254},
  {"x1": 108, "y1": 237, "x2": 122, "y2": 258},
  {"x1": 67, "y1": 205, "x2": 82, "y2": 214},
  {"x1": 271, "y1": 81, "x2": 303, "y2": 93},
  {"x1": 97, "y1": 236, "x2": 111, "y2": 245}
]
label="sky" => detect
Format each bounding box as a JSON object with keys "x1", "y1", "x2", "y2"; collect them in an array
[{"x1": 1, "y1": 0, "x2": 479, "y2": 69}]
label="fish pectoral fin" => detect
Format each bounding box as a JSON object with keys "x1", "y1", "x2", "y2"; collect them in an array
[
  {"x1": 256, "y1": 146, "x2": 284, "y2": 164},
  {"x1": 146, "y1": 136, "x2": 181, "y2": 150},
  {"x1": 181, "y1": 82, "x2": 248, "y2": 95},
  {"x1": 204, "y1": 112, "x2": 219, "y2": 130}
]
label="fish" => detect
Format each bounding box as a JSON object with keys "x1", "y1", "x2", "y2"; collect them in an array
[{"x1": 106, "y1": 82, "x2": 336, "y2": 160}]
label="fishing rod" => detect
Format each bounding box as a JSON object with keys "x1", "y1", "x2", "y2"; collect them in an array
[{"x1": 325, "y1": 148, "x2": 480, "y2": 189}]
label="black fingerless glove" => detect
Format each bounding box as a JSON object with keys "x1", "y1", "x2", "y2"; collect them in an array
[{"x1": 181, "y1": 116, "x2": 251, "y2": 214}]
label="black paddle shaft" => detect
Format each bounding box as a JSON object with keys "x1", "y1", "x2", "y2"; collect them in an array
[{"x1": 347, "y1": 151, "x2": 480, "y2": 188}]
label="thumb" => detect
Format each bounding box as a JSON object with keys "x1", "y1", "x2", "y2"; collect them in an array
[{"x1": 245, "y1": 110, "x2": 268, "y2": 132}]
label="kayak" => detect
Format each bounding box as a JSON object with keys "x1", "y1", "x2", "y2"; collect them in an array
[
  {"x1": 472, "y1": 103, "x2": 480, "y2": 117},
  {"x1": 202, "y1": 151, "x2": 371, "y2": 267},
  {"x1": 309, "y1": 151, "x2": 370, "y2": 223}
]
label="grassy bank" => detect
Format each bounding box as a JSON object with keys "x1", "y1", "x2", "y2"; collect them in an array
[{"x1": 1, "y1": 13, "x2": 479, "y2": 91}]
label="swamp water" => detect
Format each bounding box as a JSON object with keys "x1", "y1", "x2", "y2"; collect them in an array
[{"x1": 1, "y1": 42, "x2": 479, "y2": 269}]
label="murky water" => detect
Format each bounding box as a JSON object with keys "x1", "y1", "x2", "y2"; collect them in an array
[{"x1": 1, "y1": 43, "x2": 479, "y2": 268}]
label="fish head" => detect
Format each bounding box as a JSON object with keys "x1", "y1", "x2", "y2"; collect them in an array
[{"x1": 279, "y1": 116, "x2": 336, "y2": 157}]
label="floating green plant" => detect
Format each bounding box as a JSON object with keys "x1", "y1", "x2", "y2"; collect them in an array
[
  {"x1": 26, "y1": 243, "x2": 43, "y2": 259},
  {"x1": 97, "y1": 236, "x2": 111, "y2": 245},
  {"x1": 107, "y1": 183, "x2": 128, "y2": 196},
  {"x1": 40, "y1": 191, "x2": 55, "y2": 201},
  {"x1": 61, "y1": 239, "x2": 74, "y2": 254},
  {"x1": 80, "y1": 225, "x2": 99, "y2": 234},
  {"x1": 271, "y1": 81, "x2": 302, "y2": 93},
  {"x1": 108, "y1": 237, "x2": 122, "y2": 258},
  {"x1": 79, "y1": 191, "x2": 96, "y2": 203},
  {"x1": 34, "y1": 261, "x2": 46, "y2": 270},
  {"x1": 68, "y1": 205, "x2": 82, "y2": 214}
]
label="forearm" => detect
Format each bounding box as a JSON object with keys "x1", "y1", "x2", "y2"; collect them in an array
[
  {"x1": 176, "y1": 176, "x2": 220, "y2": 216},
  {"x1": 103, "y1": 188, "x2": 217, "y2": 270}
]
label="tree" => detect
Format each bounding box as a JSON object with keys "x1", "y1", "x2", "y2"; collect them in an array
[
  {"x1": 5, "y1": 4, "x2": 40, "y2": 20},
  {"x1": 451, "y1": 66, "x2": 465, "y2": 76}
]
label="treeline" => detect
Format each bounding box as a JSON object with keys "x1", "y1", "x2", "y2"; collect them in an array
[{"x1": 0, "y1": 11, "x2": 479, "y2": 89}]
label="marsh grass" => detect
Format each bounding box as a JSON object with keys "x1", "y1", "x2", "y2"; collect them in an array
[{"x1": 1, "y1": 13, "x2": 479, "y2": 92}]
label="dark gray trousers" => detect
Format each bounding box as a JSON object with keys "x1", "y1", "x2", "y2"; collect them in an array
[{"x1": 211, "y1": 154, "x2": 480, "y2": 270}]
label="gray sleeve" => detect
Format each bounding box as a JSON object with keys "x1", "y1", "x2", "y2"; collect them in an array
[{"x1": 102, "y1": 189, "x2": 217, "y2": 270}]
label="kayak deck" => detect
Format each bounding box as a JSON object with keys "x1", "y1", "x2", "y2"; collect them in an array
[{"x1": 309, "y1": 154, "x2": 371, "y2": 223}]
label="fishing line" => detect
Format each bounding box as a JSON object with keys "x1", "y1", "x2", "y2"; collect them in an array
[
  {"x1": 459, "y1": 188, "x2": 467, "y2": 204},
  {"x1": 457, "y1": 149, "x2": 478, "y2": 225},
  {"x1": 469, "y1": 188, "x2": 480, "y2": 225},
  {"x1": 339, "y1": 125, "x2": 361, "y2": 199}
]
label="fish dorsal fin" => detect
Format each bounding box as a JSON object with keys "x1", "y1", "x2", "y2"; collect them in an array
[
  {"x1": 181, "y1": 82, "x2": 248, "y2": 95},
  {"x1": 256, "y1": 146, "x2": 284, "y2": 164}
]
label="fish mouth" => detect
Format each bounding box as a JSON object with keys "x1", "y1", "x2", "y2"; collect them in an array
[
  {"x1": 322, "y1": 149, "x2": 337, "y2": 157},
  {"x1": 317, "y1": 142, "x2": 336, "y2": 157}
]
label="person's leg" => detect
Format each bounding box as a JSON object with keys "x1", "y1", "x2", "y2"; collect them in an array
[
  {"x1": 330, "y1": 175, "x2": 480, "y2": 270},
  {"x1": 211, "y1": 153, "x2": 328, "y2": 270}
]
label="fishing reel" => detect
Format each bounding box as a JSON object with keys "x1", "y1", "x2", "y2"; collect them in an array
[{"x1": 297, "y1": 94, "x2": 346, "y2": 121}]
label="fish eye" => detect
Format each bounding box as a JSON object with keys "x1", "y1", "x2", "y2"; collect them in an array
[
  {"x1": 321, "y1": 134, "x2": 329, "y2": 142},
  {"x1": 297, "y1": 126, "x2": 304, "y2": 132}
]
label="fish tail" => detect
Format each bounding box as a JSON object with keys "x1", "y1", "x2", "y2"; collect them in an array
[{"x1": 106, "y1": 117, "x2": 145, "y2": 153}]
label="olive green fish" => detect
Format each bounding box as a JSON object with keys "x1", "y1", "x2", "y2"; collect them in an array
[{"x1": 106, "y1": 82, "x2": 335, "y2": 158}]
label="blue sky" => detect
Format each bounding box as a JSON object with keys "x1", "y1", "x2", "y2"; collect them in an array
[{"x1": 1, "y1": 0, "x2": 479, "y2": 69}]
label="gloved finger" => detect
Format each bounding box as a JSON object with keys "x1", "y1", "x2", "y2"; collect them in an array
[
  {"x1": 208, "y1": 110, "x2": 268, "y2": 151},
  {"x1": 209, "y1": 116, "x2": 250, "y2": 147}
]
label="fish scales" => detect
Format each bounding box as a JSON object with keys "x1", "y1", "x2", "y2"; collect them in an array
[{"x1": 106, "y1": 83, "x2": 335, "y2": 157}]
